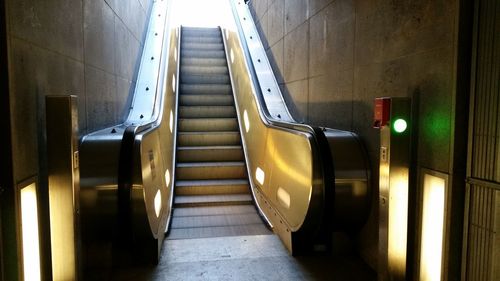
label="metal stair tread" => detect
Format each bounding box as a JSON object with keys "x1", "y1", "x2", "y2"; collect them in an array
[
  {"x1": 177, "y1": 145, "x2": 242, "y2": 150},
  {"x1": 180, "y1": 65, "x2": 228, "y2": 74},
  {"x1": 172, "y1": 205, "x2": 258, "y2": 217},
  {"x1": 176, "y1": 161, "x2": 245, "y2": 168},
  {"x1": 166, "y1": 223, "x2": 271, "y2": 240},
  {"x1": 176, "y1": 179, "x2": 248, "y2": 187},
  {"x1": 179, "y1": 95, "x2": 234, "y2": 106},
  {"x1": 180, "y1": 84, "x2": 232, "y2": 95},
  {"x1": 178, "y1": 131, "x2": 240, "y2": 135},
  {"x1": 174, "y1": 194, "x2": 253, "y2": 205},
  {"x1": 170, "y1": 213, "x2": 262, "y2": 229}
]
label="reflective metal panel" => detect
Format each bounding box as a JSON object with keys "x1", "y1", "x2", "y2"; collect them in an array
[
  {"x1": 223, "y1": 0, "x2": 372, "y2": 254},
  {"x1": 79, "y1": 0, "x2": 176, "y2": 268},
  {"x1": 46, "y1": 96, "x2": 79, "y2": 280}
]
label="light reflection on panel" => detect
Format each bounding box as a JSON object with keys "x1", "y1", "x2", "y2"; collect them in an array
[
  {"x1": 243, "y1": 110, "x2": 250, "y2": 133},
  {"x1": 165, "y1": 169, "x2": 170, "y2": 187},
  {"x1": 388, "y1": 171, "x2": 408, "y2": 277},
  {"x1": 154, "y1": 189, "x2": 162, "y2": 218},
  {"x1": 255, "y1": 167, "x2": 265, "y2": 185}
]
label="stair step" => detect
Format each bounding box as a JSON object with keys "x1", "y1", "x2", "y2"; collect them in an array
[
  {"x1": 180, "y1": 84, "x2": 232, "y2": 95},
  {"x1": 166, "y1": 223, "x2": 270, "y2": 240},
  {"x1": 176, "y1": 161, "x2": 246, "y2": 180},
  {"x1": 182, "y1": 36, "x2": 222, "y2": 44},
  {"x1": 172, "y1": 205, "x2": 258, "y2": 217},
  {"x1": 178, "y1": 131, "x2": 241, "y2": 146},
  {"x1": 171, "y1": 212, "x2": 261, "y2": 229},
  {"x1": 182, "y1": 29, "x2": 221, "y2": 38},
  {"x1": 177, "y1": 145, "x2": 243, "y2": 162},
  {"x1": 181, "y1": 42, "x2": 224, "y2": 51},
  {"x1": 179, "y1": 106, "x2": 236, "y2": 118},
  {"x1": 181, "y1": 73, "x2": 230, "y2": 84},
  {"x1": 178, "y1": 118, "x2": 238, "y2": 132},
  {"x1": 181, "y1": 49, "x2": 225, "y2": 59},
  {"x1": 175, "y1": 179, "x2": 249, "y2": 195},
  {"x1": 180, "y1": 94, "x2": 233, "y2": 106},
  {"x1": 181, "y1": 65, "x2": 228, "y2": 75},
  {"x1": 174, "y1": 194, "x2": 253, "y2": 207},
  {"x1": 181, "y1": 57, "x2": 227, "y2": 67}
]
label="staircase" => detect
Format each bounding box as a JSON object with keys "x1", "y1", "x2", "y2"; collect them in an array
[{"x1": 168, "y1": 27, "x2": 270, "y2": 240}]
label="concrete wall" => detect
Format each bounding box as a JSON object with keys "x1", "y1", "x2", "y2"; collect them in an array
[
  {"x1": 4, "y1": 0, "x2": 152, "y2": 278},
  {"x1": 7, "y1": 0, "x2": 152, "y2": 193},
  {"x1": 249, "y1": 0, "x2": 460, "y2": 271}
]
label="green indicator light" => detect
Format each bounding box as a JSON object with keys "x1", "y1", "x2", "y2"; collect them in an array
[{"x1": 393, "y1": 118, "x2": 407, "y2": 133}]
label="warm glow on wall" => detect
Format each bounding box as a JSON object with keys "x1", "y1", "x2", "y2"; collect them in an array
[
  {"x1": 388, "y1": 172, "x2": 408, "y2": 277},
  {"x1": 20, "y1": 182, "x2": 41, "y2": 281},
  {"x1": 419, "y1": 173, "x2": 446, "y2": 281}
]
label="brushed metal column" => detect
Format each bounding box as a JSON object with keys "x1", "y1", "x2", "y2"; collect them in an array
[{"x1": 46, "y1": 95, "x2": 80, "y2": 281}]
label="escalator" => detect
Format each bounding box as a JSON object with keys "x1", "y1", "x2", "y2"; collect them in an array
[
  {"x1": 169, "y1": 27, "x2": 269, "y2": 239},
  {"x1": 78, "y1": 0, "x2": 372, "y2": 275}
]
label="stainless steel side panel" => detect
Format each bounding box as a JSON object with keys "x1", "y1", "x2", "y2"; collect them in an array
[{"x1": 79, "y1": 0, "x2": 177, "y2": 266}]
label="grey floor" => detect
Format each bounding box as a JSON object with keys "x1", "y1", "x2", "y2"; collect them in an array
[{"x1": 109, "y1": 234, "x2": 376, "y2": 281}]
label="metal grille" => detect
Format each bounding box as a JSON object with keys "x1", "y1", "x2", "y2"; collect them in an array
[
  {"x1": 466, "y1": 0, "x2": 500, "y2": 279},
  {"x1": 467, "y1": 185, "x2": 498, "y2": 280},
  {"x1": 470, "y1": 0, "x2": 500, "y2": 182}
]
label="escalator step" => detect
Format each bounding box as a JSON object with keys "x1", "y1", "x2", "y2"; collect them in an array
[
  {"x1": 180, "y1": 94, "x2": 234, "y2": 106},
  {"x1": 178, "y1": 118, "x2": 238, "y2": 132},
  {"x1": 172, "y1": 205, "x2": 257, "y2": 217},
  {"x1": 178, "y1": 131, "x2": 241, "y2": 146},
  {"x1": 181, "y1": 65, "x2": 228, "y2": 75},
  {"x1": 180, "y1": 84, "x2": 232, "y2": 95},
  {"x1": 182, "y1": 36, "x2": 222, "y2": 44},
  {"x1": 174, "y1": 194, "x2": 252, "y2": 207},
  {"x1": 177, "y1": 145, "x2": 243, "y2": 162},
  {"x1": 175, "y1": 179, "x2": 249, "y2": 195},
  {"x1": 176, "y1": 161, "x2": 246, "y2": 180},
  {"x1": 181, "y1": 49, "x2": 225, "y2": 59},
  {"x1": 181, "y1": 73, "x2": 230, "y2": 84},
  {"x1": 179, "y1": 105, "x2": 236, "y2": 118},
  {"x1": 181, "y1": 42, "x2": 224, "y2": 51},
  {"x1": 182, "y1": 28, "x2": 220, "y2": 37},
  {"x1": 166, "y1": 223, "x2": 270, "y2": 240},
  {"x1": 171, "y1": 213, "x2": 261, "y2": 229},
  {"x1": 181, "y1": 57, "x2": 227, "y2": 67}
]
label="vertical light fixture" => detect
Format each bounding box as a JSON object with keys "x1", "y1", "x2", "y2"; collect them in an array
[
  {"x1": 20, "y1": 180, "x2": 41, "y2": 281},
  {"x1": 419, "y1": 170, "x2": 447, "y2": 281}
]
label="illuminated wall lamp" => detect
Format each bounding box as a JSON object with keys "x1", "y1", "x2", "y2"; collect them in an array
[
  {"x1": 19, "y1": 179, "x2": 41, "y2": 281},
  {"x1": 419, "y1": 170, "x2": 448, "y2": 281}
]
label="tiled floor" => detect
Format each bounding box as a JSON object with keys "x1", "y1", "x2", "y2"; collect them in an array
[{"x1": 109, "y1": 235, "x2": 376, "y2": 281}]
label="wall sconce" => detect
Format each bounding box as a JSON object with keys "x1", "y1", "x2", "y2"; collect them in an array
[
  {"x1": 419, "y1": 169, "x2": 448, "y2": 281},
  {"x1": 19, "y1": 178, "x2": 41, "y2": 281}
]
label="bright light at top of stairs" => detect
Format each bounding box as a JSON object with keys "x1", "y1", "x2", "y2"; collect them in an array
[{"x1": 171, "y1": 0, "x2": 233, "y2": 28}]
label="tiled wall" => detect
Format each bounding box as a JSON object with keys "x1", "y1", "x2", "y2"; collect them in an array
[
  {"x1": 7, "y1": 0, "x2": 152, "y2": 183},
  {"x1": 249, "y1": 0, "x2": 459, "y2": 271}
]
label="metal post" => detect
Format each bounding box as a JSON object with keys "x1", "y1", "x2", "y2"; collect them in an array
[{"x1": 46, "y1": 95, "x2": 80, "y2": 281}]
